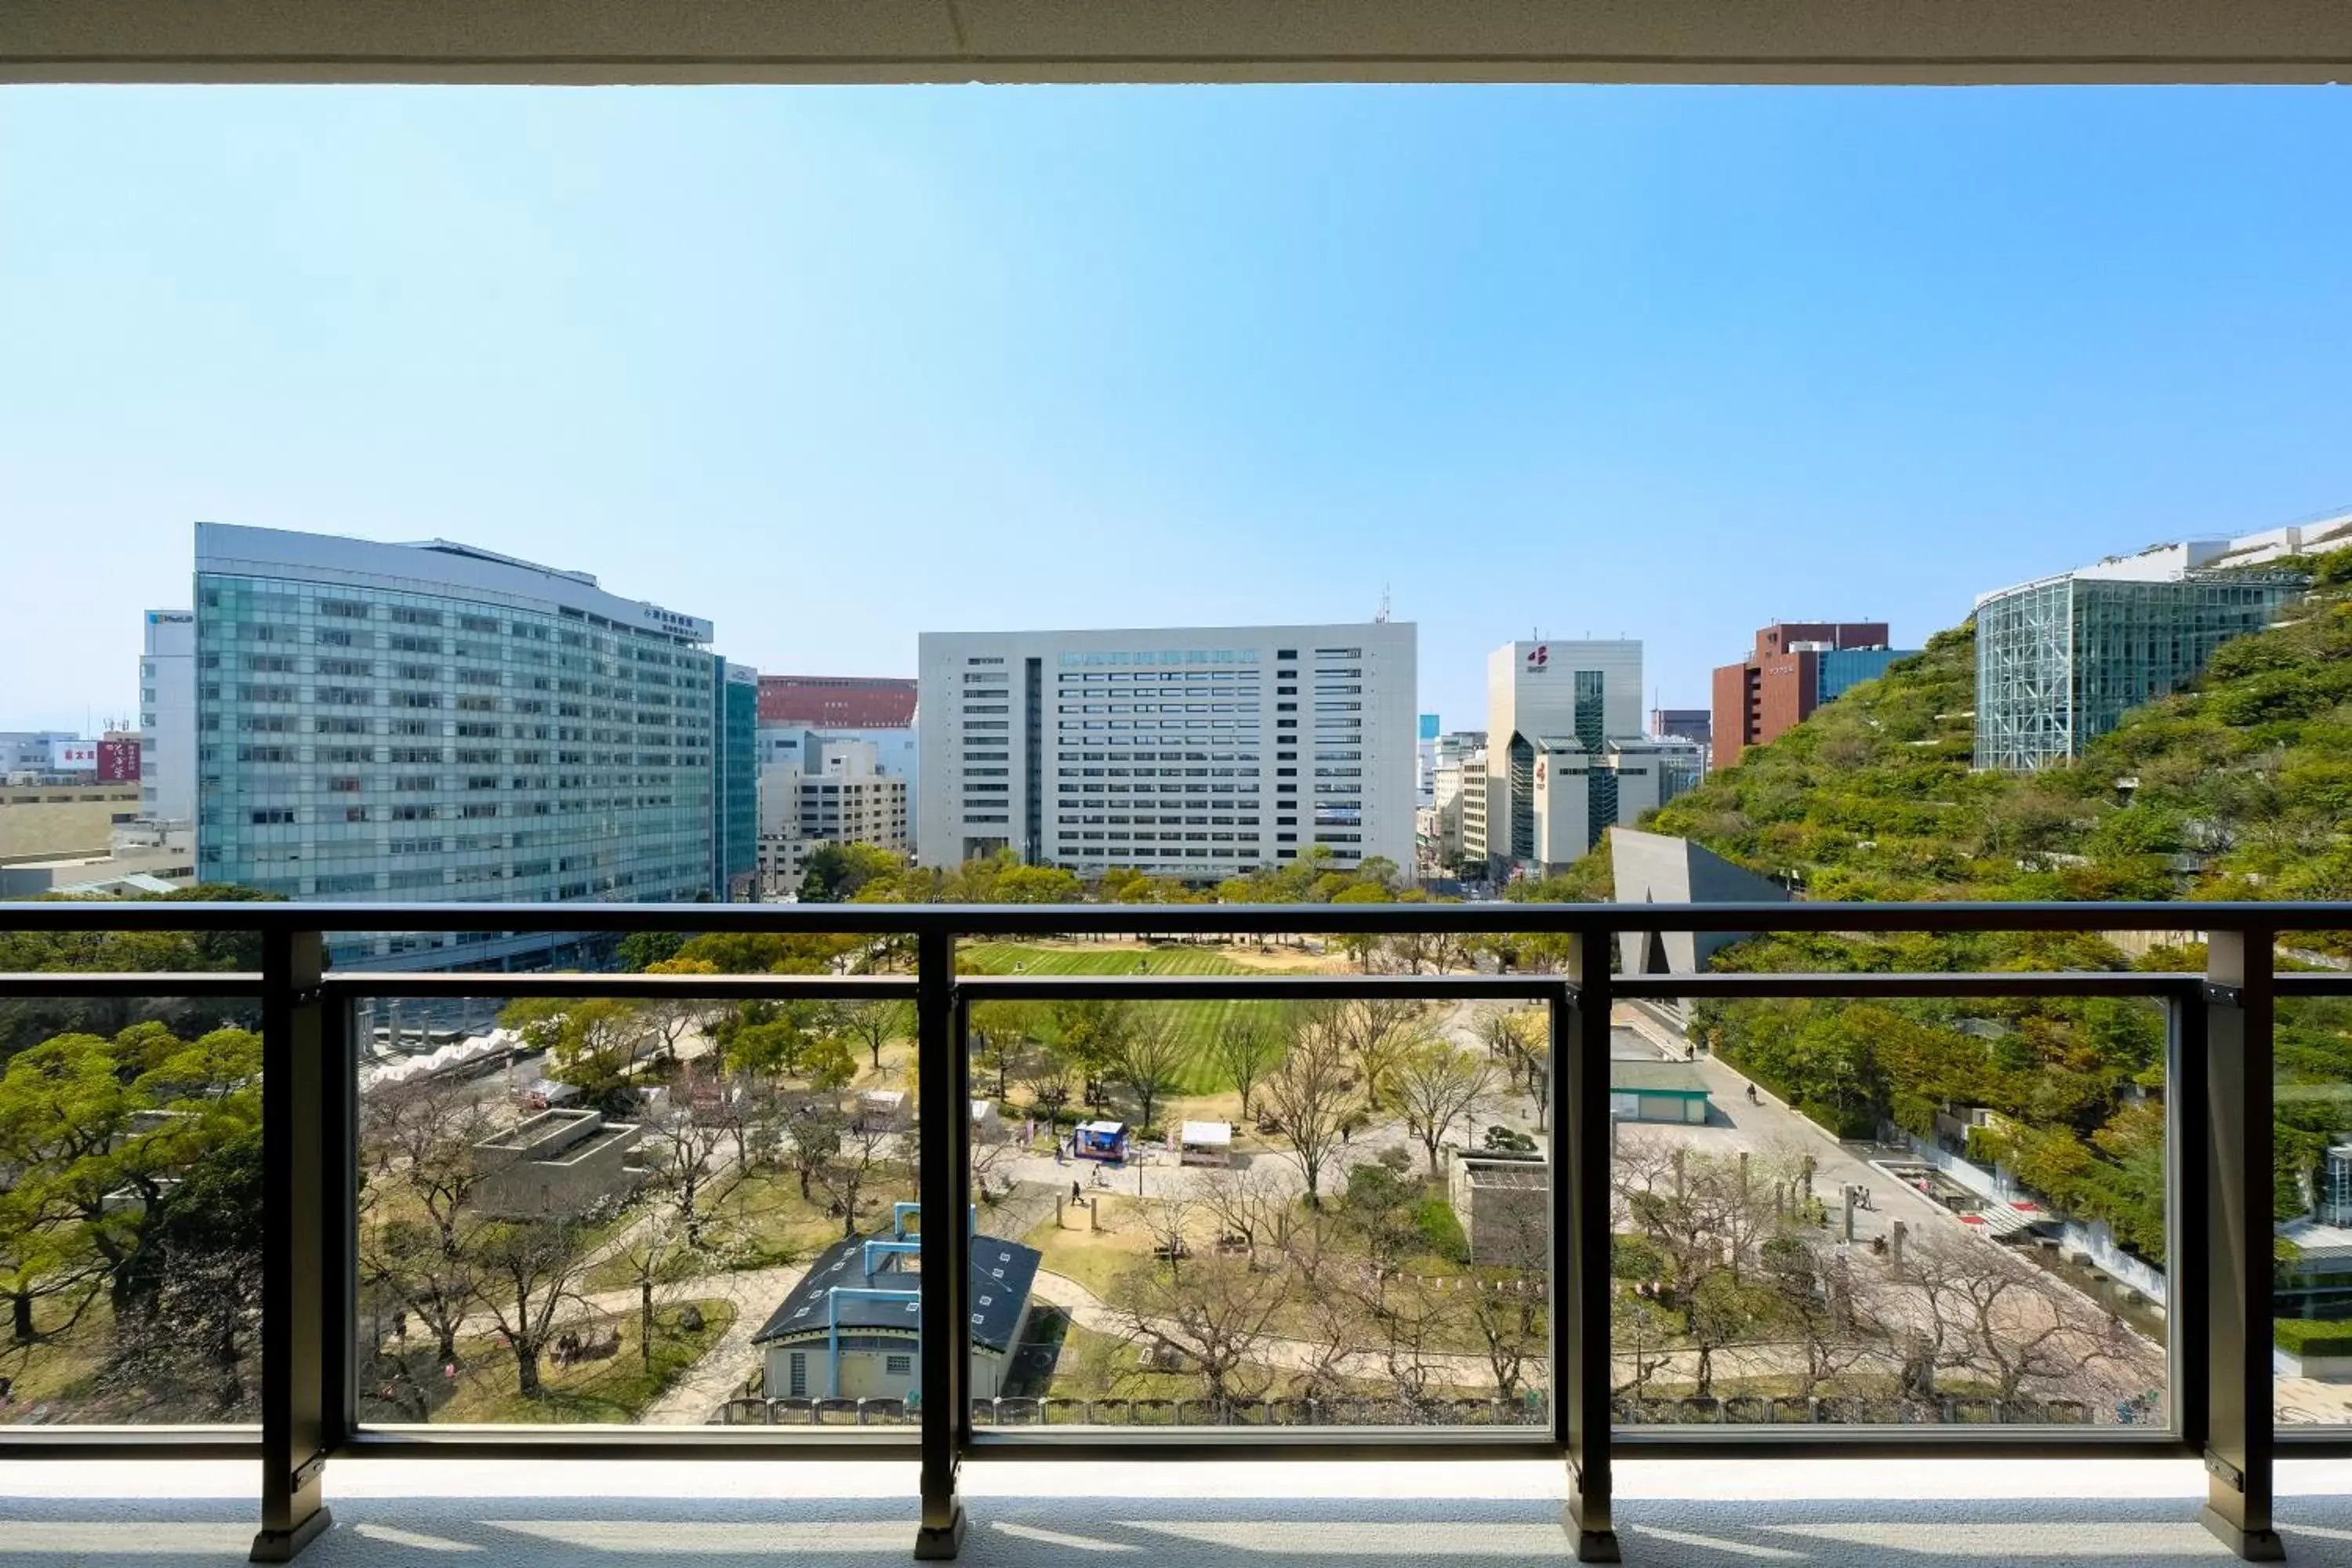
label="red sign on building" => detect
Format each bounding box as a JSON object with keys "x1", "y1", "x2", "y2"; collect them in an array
[{"x1": 96, "y1": 739, "x2": 140, "y2": 782}]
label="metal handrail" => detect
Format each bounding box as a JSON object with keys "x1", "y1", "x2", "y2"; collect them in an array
[{"x1": 0, "y1": 896, "x2": 2339, "y2": 933}]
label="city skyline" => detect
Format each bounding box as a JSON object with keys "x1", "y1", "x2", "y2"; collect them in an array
[{"x1": 6, "y1": 86, "x2": 2352, "y2": 731}]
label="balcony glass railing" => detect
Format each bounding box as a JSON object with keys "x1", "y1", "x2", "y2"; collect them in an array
[{"x1": 0, "y1": 898, "x2": 2340, "y2": 1564}]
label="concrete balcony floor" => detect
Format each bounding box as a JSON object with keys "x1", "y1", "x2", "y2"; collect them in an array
[{"x1": 4, "y1": 1457, "x2": 2350, "y2": 1565}]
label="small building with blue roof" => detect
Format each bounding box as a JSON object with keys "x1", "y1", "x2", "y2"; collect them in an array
[{"x1": 750, "y1": 1208, "x2": 1042, "y2": 1403}]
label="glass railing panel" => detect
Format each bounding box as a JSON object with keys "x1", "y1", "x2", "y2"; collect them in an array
[
  {"x1": 1613, "y1": 985, "x2": 2171, "y2": 1429},
  {"x1": 1, "y1": 985, "x2": 266, "y2": 1426},
  {"x1": 963, "y1": 985, "x2": 1550, "y2": 1433},
  {"x1": 349, "y1": 931, "x2": 920, "y2": 1433}
]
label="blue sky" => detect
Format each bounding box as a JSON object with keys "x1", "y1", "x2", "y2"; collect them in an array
[{"x1": 3, "y1": 85, "x2": 2350, "y2": 734}]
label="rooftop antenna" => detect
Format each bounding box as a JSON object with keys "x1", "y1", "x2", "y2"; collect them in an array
[{"x1": 1375, "y1": 584, "x2": 1391, "y2": 624}]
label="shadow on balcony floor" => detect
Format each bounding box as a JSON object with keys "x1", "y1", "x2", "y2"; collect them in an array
[{"x1": 5, "y1": 1494, "x2": 2352, "y2": 1566}]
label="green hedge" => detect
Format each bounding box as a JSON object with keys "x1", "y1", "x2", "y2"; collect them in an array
[
  {"x1": 1414, "y1": 1198, "x2": 1470, "y2": 1265},
  {"x1": 2274, "y1": 1319, "x2": 2352, "y2": 1358}
]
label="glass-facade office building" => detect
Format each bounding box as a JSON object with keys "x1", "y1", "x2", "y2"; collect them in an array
[
  {"x1": 194, "y1": 523, "x2": 728, "y2": 968},
  {"x1": 1974, "y1": 568, "x2": 2303, "y2": 771},
  {"x1": 716, "y1": 662, "x2": 760, "y2": 900}
]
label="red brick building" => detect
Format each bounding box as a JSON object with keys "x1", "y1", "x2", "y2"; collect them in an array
[
  {"x1": 1711, "y1": 622, "x2": 1894, "y2": 767},
  {"x1": 756, "y1": 675, "x2": 917, "y2": 729}
]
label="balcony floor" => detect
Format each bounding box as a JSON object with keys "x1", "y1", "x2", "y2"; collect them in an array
[{"x1": 3, "y1": 1458, "x2": 2349, "y2": 1565}]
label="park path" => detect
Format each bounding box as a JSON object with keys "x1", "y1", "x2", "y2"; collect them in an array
[{"x1": 634, "y1": 1261, "x2": 808, "y2": 1423}]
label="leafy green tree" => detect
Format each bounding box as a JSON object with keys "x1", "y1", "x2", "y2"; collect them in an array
[
  {"x1": 799, "y1": 842, "x2": 905, "y2": 903},
  {"x1": 616, "y1": 931, "x2": 688, "y2": 971},
  {"x1": 104, "y1": 1127, "x2": 267, "y2": 1417},
  {"x1": 501, "y1": 998, "x2": 653, "y2": 1114}
]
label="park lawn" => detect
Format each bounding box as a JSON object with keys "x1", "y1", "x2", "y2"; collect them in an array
[
  {"x1": 430, "y1": 1298, "x2": 735, "y2": 1424},
  {"x1": 0, "y1": 1291, "x2": 116, "y2": 1417},
  {"x1": 959, "y1": 942, "x2": 1298, "y2": 1095},
  {"x1": 718, "y1": 1167, "x2": 911, "y2": 1266},
  {"x1": 1020, "y1": 1201, "x2": 1167, "y2": 1302}
]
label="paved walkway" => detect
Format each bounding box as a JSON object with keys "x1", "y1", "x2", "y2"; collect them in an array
[{"x1": 635, "y1": 1262, "x2": 808, "y2": 1424}]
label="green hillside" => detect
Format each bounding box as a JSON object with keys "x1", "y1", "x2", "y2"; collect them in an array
[
  {"x1": 1645, "y1": 546, "x2": 2352, "y2": 908},
  {"x1": 1597, "y1": 547, "x2": 2352, "y2": 1254}
]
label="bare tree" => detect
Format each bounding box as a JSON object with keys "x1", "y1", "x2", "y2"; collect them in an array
[
  {"x1": 1197, "y1": 1163, "x2": 1298, "y2": 1257},
  {"x1": 1889, "y1": 1227, "x2": 2142, "y2": 1403},
  {"x1": 1760, "y1": 1230, "x2": 1881, "y2": 1399},
  {"x1": 467, "y1": 1212, "x2": 601, "y2": 1400},
  {"x1": 1112, "y1": 1005, "x2": 1191, "y2": 1134},
  {"x1": 812, "y1": 1120, "x2": 902, "y2": 1240},
  {"x1": 1380, "y1": 931, "x2": 1474, "y2": 976},
  {"x1": 834, "y1": 999, "x2": 913, "y2": 1074},
  {"x1": 639, "y1": 964, "x2": 722, "y2": 1065},
  {"x1": 969, "y1": 1135, "x2": 1020, "y2": 1206},
  {"x1": 1207, "y1": 1013, "x2": 1284, "y2": 1123},
  {"x1": 1330, "y1": 996, "x2": 1428, "y2": 1111},
  {"x1": 1284, "y1": 1213, "x2": 1371, "y2": 1399},
  {"x1": 358, "y1": 1075, "x2": 494, "y2": 1366},
  {"x1": 1390, "y1": 1041, "x2": 1497, "y2": 1171},
  {"x1": 1260, "y1": 1008, "x2": 1359, "y2": 1207},
  {"x1": 782, "y1": 1097, "x2": 845, "y2": 1203},
  {"x1": 1015, "y1": 1041, "x2": 1075, "y2": 1140},
  {"x1": 1476, "y1": 1007, "x2": 1549, "y2": 1130},
  {"x1": 1610, "y1": 1293, "x2": 1682, "y2": 1404},
  {"x1": 646, "y1": 1073, "x2": 732, "y2": 1249},
  {"x1": 1136, "y1": 1191, "x2": 1205, "y2": 1283},
  {"x1": 611, "y1": 1210, "x2": 704, "y2": 1371},
  {"x1": 1110, "y1": 1251, "x2": 1287, "y2": 1406}
]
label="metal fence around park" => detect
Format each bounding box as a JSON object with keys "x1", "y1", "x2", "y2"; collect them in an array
[{"x1": 0, "y1": 897, "x2": 2344, "y2": 1563}]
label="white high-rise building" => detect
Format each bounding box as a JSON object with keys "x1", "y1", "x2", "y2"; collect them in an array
[
  {"x1": 137, "y1": 609, "x2": 198, "y2": 824},
  {"x1": 1483, "y1": 639, "x2": 1648, "y2": 878},
  {"x1": 755, "y1": 742, "x2": 911, "y2": 896},
  {"x1": 917, "y1": 623, "x2": 1416, "y2": 880}
]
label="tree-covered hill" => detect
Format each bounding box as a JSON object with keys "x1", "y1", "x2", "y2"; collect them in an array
[
  {"x1": 1575, "y1": 546, "x2": 2352, "y2": 1254},
  {"x1": 1638, "y1": 546, "x2": 2352, "y2": 909}
]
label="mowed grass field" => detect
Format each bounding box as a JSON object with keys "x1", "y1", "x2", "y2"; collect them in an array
[{"x1": 957, "y1": 942, "x2": 1294, "y2": 1096}]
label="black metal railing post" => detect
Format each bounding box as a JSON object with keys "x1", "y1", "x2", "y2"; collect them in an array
[
  {"x1": 914, "y1": 927, "x2": 969, "y2": 1559},
  {"x1": 2199, "y1": 931, "x2": 2281, "y2": 1560},
  {"x1": 252, "y1": 927, "x2": 332, "y2": 1563},
  {"x1": 1559, "y1": 932, "x2": 1619, "y2": 1563}
]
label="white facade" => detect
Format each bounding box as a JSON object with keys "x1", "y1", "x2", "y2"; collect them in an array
[
  {"x1": 138, "y1": 610, "x2": 198, "y2": 824},
  {"x1": 755, "y1": 747, "x2": 910, "y2": 897},
  {"x1": 1458, "y1": 754, "x2": 1490, "y2": 866},
  {"x1": 917, "y1": 623, "x2": 1415, "y2": 880},
  {"x1": 756, "y1": 724, "x2": 920, "y2": 848},
  {"x1": 1483, "y1": 641, "x2": 1646, "y2": 875},
  {"x1": 1418, "y1": 733, "x2": 1488, "y2": 875}
]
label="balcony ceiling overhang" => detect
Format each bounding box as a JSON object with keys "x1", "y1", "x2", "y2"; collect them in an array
[{"x1": 5, "y1": 0, "x2": 2351, "y2": 85}]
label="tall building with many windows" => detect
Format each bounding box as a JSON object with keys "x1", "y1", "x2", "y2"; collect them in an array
[
  {"x1": 194, "y1": 524, "x2": 728, "y2": 968},
  {"x1": 916, "y1": 623, "x2": 1414, "y2": 879},
  {"x1": 714, "y1": 662, "x2": 760, "y2": 901},
  {"x1": 1973, "y1": 541, "x2": 2306, "y2": 772},
  {"x1": 1482, "y1": 640, "x2": 1685, "y2": 879}
]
